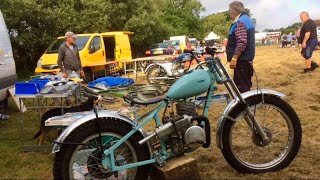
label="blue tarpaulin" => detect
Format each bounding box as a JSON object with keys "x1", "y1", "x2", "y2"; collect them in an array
[{"x1": 87, "y1": 76, "x2": 134, "y2": 88}]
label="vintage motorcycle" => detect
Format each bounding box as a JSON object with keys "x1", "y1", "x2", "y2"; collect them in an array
[
  {"x1": 52, "y1": 48, "x2": 302, "y2": 180},
  {"x1": 145, "y1": 50, "x2": 204, "y2": 85}
]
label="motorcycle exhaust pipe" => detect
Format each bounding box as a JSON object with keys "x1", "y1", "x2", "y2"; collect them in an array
[{"x1": 139, "y1": 115, "x2": 191, "y2": 145}]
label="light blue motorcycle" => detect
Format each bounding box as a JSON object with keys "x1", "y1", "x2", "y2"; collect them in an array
[{"x1": 52, "y1": 48, "x2": 301, "y2": 179}]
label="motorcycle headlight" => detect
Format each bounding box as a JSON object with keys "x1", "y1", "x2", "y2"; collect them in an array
[{"x1": 37, "y1": 58, "x2": 42, "y2": 68}]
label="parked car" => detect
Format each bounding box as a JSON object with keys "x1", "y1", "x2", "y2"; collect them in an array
[
  {"x1": 0, "y1": 10, "x2": 17, "y2": 113},
  {"x1": 145, "y1": 42, "x2": 170, "y2": 56},
  {"x1": 166, "y1": 40, "x2": 182, "y2": 54}
]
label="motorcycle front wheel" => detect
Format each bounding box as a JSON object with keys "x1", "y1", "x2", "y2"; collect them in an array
[
  {"x1": 221, "y1": 95, "x2": 302, "y2": 173},
  {"x1": 53, "y1": 118, "x2": 150, "y2": 180}
]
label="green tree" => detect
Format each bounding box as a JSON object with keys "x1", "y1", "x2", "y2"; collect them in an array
[
  {"x1": 202, "y1": 11, "x2": 232, "y2": 40},
  {"x1": 159, "y1": 0, "x2": 205, "y2": 39},
  {"x1": 0, "y1": 0, "x2": 58, "y2": 75},
  {"x1": 0, "y1": 0, "x2": 205, "y2": 76}
]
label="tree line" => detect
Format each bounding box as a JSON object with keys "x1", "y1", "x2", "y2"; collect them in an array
[
  {"x1": 0, "y1": 0, "x2": 230, "y2": 76},
  {"x1": 1, "y1": 0, "x2": 285, "y2": 77}
]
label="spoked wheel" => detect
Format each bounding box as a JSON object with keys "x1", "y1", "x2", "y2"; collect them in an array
[
  {"x1": 146, "y1": 66, "x2": 168, "y2": 85},
  {"x1": 221, "y1": 95, "x2": 301, "y2": 173},
  {"x1": 53, "y1": 119, "x2": 150, "y2": 180}
]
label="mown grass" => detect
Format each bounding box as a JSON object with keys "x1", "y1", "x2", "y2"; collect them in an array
[{"x1": 1, "y1": 45, "x2": 320, "y2": 179}]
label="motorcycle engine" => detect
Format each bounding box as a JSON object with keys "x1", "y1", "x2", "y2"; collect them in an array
[
  {"x1": 164, "y1": 102, "x2": 206, "y2": 155},
  {"x1": 172, "y1": 63, "x2": 185, "y2": 76}
]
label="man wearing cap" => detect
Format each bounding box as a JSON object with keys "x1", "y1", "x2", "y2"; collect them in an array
[
  {"x1": 226, "y1": 1, "x2": 255, "y2": 93},
  {"x1": 58, "y1": 31, "x2": 84, "y2": 104},
  {"x1": 57, "y1": 31, "x2": 84, "y2": 78}
]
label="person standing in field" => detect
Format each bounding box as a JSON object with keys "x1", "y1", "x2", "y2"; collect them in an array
[
  {"x1": 226, "y1": 1, "x2": 255, "y2": 93},
  {"x1": 287, "y1": 32, "x2": 293, "y2": 47},
  {"x1": 57, "y1": 31, "x2": 84, "y2": 104},
  {"x1": 58, "y1": 31, "x2": 84, "y2": 78},
  {"x1": 296, "y1": 27, "x2": 301, "y2": 50},
  {"x1": 299, "y1": 11, "x2": 319, "y2": 73}
]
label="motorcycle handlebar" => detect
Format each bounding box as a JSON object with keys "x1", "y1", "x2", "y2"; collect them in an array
[{"x1": 185, "y1": 46, "x2": 219, "y2": 58}]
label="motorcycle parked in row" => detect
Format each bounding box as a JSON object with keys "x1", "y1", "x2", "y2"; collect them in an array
[
  {"x1": 145, "y1": 50, "x2": 204, "y2": 85},
  {"x1": 52, "y1": 47, "x2": 302, "y2": 180}
]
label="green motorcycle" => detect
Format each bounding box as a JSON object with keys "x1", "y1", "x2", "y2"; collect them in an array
[{"x1": 52, "y1": 48, "x2": 301, "y2": 179}]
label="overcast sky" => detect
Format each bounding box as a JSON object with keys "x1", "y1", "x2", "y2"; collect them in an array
[{"x1": 199, "y1": 0, "x2": 320, "y2": 31}]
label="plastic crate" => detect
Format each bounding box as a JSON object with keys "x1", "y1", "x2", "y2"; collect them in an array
[
  {"x1": 30, "y1": 78, "x2": 50, "y2": 90},
  {"x1": 15, "y1": 82, "x2": 39, "y2": 94}
]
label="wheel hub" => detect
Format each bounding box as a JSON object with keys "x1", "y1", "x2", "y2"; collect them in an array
[
  {"x1": 252, "y1": 127, "x2": 272, "y2": 147},
  {"x1": 87, "y1": 149, "x2": 113, "y2": 179}
]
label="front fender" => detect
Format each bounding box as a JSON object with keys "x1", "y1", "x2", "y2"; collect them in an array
[
  {"x1": 52, "y1": 110, "x2": 150, "y2": 154},
  {"x1": 216, "y1": 89, "x2": 285, "y2": 149}
]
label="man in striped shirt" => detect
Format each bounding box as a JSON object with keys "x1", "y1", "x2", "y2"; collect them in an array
[{"x1": 226, "y1": 1, "x2": 255, "y2": 93}]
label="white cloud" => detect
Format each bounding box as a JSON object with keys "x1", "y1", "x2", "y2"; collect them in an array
[{"x1": 199, "y1": 0, "x2": 320, "y2": 31}]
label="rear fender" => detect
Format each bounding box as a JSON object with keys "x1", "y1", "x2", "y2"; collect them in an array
[
  {"x1": 145, "y1": 63, "x2": 173, "y2": 77},
  {"x1": 52, "y1": 110, "x2": 152, "y2": 157},
  {"x1": 216, "y1": 89, "x2": 286, "y2": 149},
  {"x1": 145, "y1": 63, "x2": 156, "y2": 73}
]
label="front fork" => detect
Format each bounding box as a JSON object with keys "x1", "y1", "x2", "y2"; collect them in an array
[
  {"x1": 242, "y1": 104, "x2": 270, "y2": 144},
  {"x1": 214, "y1": 59, "x2": 270, "y2": 144}
]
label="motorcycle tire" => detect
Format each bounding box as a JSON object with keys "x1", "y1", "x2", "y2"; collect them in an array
[
  {"x1": 221, "y1": 95, "x2": 301, "y2": 173},
  {"x1": 146, "y1": 66, "x2": 168, "y2": 84},
  {"x1": 53, "y1": 118, "x2": 150, "y2": 180}
]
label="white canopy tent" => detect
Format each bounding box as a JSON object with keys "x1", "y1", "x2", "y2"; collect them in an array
[
  {"x1": 255, "y1": 32, "x2": 267, "y2": 41},
  {"x1": 204, "y1": 32, "x2": 220, "y2": 40}
]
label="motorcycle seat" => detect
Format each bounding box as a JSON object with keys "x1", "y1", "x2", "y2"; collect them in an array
[{"x1": 123, "y1": 94, "x2": 164, "y2": 105}]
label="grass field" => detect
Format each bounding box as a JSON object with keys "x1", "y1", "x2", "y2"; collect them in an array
[{"x1": 1, "y1": 45, "x2": 320, "y2": 179}]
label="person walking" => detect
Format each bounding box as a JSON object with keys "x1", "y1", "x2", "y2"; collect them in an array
[
  {"x1": 299, "y1": 11, "x2": 319, "y2": 73},
  {"x1": 226, "y1": 1, "x2": 255, "y2": 93},
  {"x1": 57, "y1": 31, "x2": 84, "y2": 104}
]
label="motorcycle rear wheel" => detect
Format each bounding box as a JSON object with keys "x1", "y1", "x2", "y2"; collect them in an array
[
  {"x1": 221, "y1": 95, "x2": 301, "y2": 173},
  {"x1": 53, "y1": 118, "x2": 150, "y2": 180},
  {"x1": 146, "y1": 66, "x2": 168, "y2": 84}
]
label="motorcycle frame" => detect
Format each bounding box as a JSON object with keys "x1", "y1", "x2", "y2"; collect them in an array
[{"x1": 101, "y1": 56, "x2": 267, "y2": 172}]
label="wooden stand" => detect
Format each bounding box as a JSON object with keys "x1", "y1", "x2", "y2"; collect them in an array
[{"x1": 150, "y1": 156, "x2": 201, "y2": 180}]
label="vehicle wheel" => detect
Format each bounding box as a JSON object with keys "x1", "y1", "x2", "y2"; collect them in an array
[
  {"x1": 146, "y1": 66, "x2": 168, "y2": 84},
  {"x1": 0, "y1": 98, "x2": 8, "y2": 114},
  {"x1": 53, "y1": 118, "x2": 150, "y2": 180},
  {"x1": 83, "y1": 68, "x2": 93, "y2": 83},
  {"x1": 221, "y1": 95, "x2": 301, "y2": 173}
]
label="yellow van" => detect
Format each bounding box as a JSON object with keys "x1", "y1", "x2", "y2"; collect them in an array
[{"x1": 35, "y1": 31, "x2": 133, "y2": 81}]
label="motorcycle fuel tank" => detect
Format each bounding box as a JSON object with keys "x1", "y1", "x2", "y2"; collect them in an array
[
  {"x1": 174, "y1": 53, "x2": 192, "y2": 63},
  {"x1": 167, "y1": 69, "x2": 212, "y2": 99}
]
